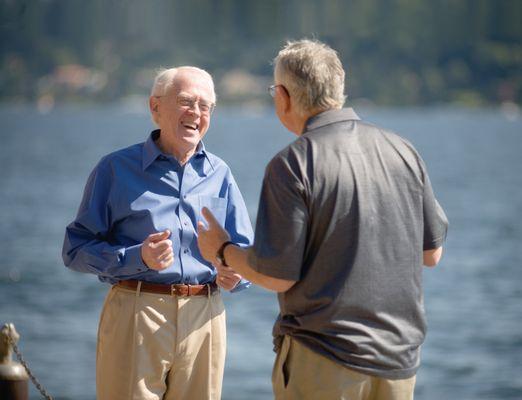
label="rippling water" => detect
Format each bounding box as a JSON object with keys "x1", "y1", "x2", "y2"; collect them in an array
[{"x1": 1, "y1": 104, "x2": 521, "y2": 399}]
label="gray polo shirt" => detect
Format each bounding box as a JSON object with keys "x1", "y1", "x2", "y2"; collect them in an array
[{"x1": 249, "y1": 108, "x2": 448, "y2": 379}]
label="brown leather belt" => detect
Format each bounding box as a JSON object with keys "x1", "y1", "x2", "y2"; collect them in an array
[{"x1": 116, "y1": 280, "x2": 218, "y2": 296}]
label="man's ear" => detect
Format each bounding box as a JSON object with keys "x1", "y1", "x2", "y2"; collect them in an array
[
  {"x1": 279, "y1": 86, "x2": 291, "y2": 113},
  {"x1": 149, "y1": 96, "x2": 159, "y2": 114}
]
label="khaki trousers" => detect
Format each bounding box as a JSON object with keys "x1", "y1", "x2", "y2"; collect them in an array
[
  {"x1": 273, "y1": 336, "x2": 416, "y2": 400},
  {"x1": 96, "y1": 284, "x2": 226, "y2": 400}
]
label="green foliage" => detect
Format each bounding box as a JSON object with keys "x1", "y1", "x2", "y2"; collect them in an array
[{"x1": 0, "y1": 0, "x2": 520, "y2": 105}]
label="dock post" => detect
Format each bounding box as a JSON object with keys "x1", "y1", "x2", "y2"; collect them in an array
[{"x1": 0, "y1": 323, "x2": 29, "y2": 400}]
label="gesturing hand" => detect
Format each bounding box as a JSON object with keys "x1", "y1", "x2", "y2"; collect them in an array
[
  {"x1": 197, "y1": 207, "x2": 231, "y2": 263},
  {"x1": 214, "y1": 262, "x2": 242, "y2": 291},
  {"x1": 141, "y1": 230, "x2": 173, "y2": 270}
]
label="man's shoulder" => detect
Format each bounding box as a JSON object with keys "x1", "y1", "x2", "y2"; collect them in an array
[
  {"x1": 202, "y1": 149, "x2": 231, "y2": 171},
  {"x1": 332, "y1": 117, "x2": 421, "y2": 157},
  {"x1": 352, "y1": 120, "x2": 427, "y2": 179},
  {"x1": 364, "y1": 121, "x2": 416, "y2": 149},
  {"x1": 264, "y1": 139, "x2": 309, "y2": 181},
  {"x1": 268, "y1": 141, "x2": 300, "y2": 166},
  {"x1": 97, "y1": 142, "x2": 144, "y2": 168}
]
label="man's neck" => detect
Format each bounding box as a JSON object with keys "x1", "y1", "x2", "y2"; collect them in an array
[
  {"x1": 156, "y1": 137, "x2": 196, "y2": 166},
  {"x1": 293, "y1": 108, "x2": 327, "y2": 135}
]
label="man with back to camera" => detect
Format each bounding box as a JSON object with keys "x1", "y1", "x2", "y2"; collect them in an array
[
  {"x1": 197, "y1": 39, "x2": 449, "y2": 400},
  {"x1": 62, "y1": 66, "x2": 253, "y2": 400}
]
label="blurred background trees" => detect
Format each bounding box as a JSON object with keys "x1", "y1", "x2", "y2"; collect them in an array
[{"x1": 1, "y1": 0, "x2": 520, "y2": 106}]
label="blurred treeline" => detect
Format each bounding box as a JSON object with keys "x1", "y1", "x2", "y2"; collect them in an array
[{"x1": 1, "y1": 0, "x2": 521, "y2": 106}]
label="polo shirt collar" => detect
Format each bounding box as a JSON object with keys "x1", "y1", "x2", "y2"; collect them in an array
[
  {"x1": 142, "y1": 129, "x2": 212, "y2": 173},
  {"x1": 303, "y1": 107, "x2": 360, "y2": 133}
]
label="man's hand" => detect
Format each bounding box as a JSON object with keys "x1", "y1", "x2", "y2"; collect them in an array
[
  {"x1": 141, "y1": 230, "x2": 173, "y2": 270},
  {"x1": 197, "y1": 207, "x2": 231, "y2": 263},
  {"x1": 214, "y1": 262, "x2": 242, "y2": 291}
]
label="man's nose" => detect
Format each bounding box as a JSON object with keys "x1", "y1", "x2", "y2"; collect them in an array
[{"x1": 187, "y1": 101, "x2": 202, "y2": 116}]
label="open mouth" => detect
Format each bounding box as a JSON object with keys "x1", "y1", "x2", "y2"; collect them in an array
[{"x1": 182, "y1": 122, "x2": 199, "y2": 132}]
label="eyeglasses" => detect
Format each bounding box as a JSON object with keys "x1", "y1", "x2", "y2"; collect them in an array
[
  {"x1": 155, "y1": 94, "x2": 215, "y2": 115},
  {"x1": 177, "y1": 95, "x2": 215, "y2": 114},
  {"x1": 268, "y1": 84, "x2": 285, "y2": 98}
]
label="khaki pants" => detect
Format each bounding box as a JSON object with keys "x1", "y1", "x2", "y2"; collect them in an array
[
  {"x1": 273, "y1": 336, "x2": 416, "y2": 400},
  {"x1": 96, "y1": 284, "x2": 226, "y2": 400}
]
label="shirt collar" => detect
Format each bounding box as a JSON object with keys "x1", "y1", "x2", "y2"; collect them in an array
[
  {"x1": 142, "y1": 129, "x2": 214, "y2": 174},
  {"x1": 303, "y1": 107, "x2": 360, "y2": 134},
  {"x1": 196, "y1": 141, "x2": 216, "y2": 177},
  {"x1": 142, "y1": 130, "x2": 163, "y2": 170}
]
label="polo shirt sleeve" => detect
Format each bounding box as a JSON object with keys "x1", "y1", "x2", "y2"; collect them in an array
[
  {"x1": 62, "y1": 158, "x2": 148, "y2": 279},
  {"x1": 248, "y1": 151, "x2": 308, "y2": 281},
  {"x1": 420, "y1": 160, "x2": 449, "y2": 250}
]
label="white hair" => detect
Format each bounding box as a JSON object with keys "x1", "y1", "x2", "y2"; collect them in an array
[
  {"x1": 149, "y1": 66, "x2": 216, "y2": 125},
  {"x1": 274, "y1": 39, "x2": 346, "y2": 115},
  {"x1": 150, "y1": 66, "x2": 215, "y2": 98}
]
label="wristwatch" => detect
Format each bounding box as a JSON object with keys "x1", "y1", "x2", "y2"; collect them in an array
[{"x1": 216, "y1": 241, "x2": 236, "y2": 266}]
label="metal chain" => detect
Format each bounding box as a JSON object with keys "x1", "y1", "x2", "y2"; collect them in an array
[{"x1": 6, "y1": 326, "x2": 54, "y2": 400}]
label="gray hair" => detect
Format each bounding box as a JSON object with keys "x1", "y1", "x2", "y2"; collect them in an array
[
  {"x1": 150, "y1": 66, "x2": 215, "y2": 99},
  {"x1": 274, "y1": 39, "x2": 346, "y2": 115}
]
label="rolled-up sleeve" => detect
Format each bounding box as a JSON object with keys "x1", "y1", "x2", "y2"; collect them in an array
[{"x1": 62, "y1": 159, "x2": 148, "y2": 279}]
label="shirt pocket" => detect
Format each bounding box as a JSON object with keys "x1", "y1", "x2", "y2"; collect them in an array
[{"x1": 198, "y1": 196, "x2": 227, "y2": 226}]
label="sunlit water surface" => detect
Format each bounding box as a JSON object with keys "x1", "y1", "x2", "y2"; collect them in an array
[{"x1": 1, "y1": 104, "x2": 521, "y2": 399}]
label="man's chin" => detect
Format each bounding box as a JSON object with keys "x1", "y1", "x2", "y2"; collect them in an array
[{"x1": 180, "y1": 136, "x2": 202, "y2": 148}]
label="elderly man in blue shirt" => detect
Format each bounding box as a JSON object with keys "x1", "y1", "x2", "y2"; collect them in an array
[{"x1": 62, "y1": 66, "x2": 253, "y2": 400}]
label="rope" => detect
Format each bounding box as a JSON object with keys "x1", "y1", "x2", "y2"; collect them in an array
[{"x1": 6, "y1": 325, "x2": 53, "y2": 400}]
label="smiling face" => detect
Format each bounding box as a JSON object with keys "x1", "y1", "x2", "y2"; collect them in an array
[{"x1": 151, "y1": 69, "x2": 215, "y2": 158}]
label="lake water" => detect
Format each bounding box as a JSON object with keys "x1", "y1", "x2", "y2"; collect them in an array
[{"x1": 1, "y1": 104, "x2": 521, "y2": 399}]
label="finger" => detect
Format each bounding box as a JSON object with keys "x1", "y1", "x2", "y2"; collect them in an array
[
  {"x1": 216, "y1": 277, "x2": 227, "y2": 289},
  {"x1": 217, "y1": 275, "x2": 233, "y2": 286},
  {"x1": 214, "y1": 264, "x2": 228, "y2": 275},
  {"x1": 218, "y1": 275, "x2": 239, "y2": 290},
  {"x1": 217, "y1": 264, "x2": 239, "y2": 276},
  {"x1": 217, "y1": 267, "x2": 235, "y2": 278},
  {"x1": 213, "y1": 261, "x2": 224, "y2": 269},
  {"x1": 226, "y1": 272, "x2": 242, "y2": 281},
  {"x1": 148, "y1": 230, "x2": 171, "y2": 243},
  {"x1": 197, "y1": 220, "x2": 208, "y2": 233},
  {"x1": 152, "y1": 239, "x2": 172, "y2": 252},
  {"x1": 159, "y1": 255, "x2": 174, "y2": 269},
  {"x1": 158, "y1": 247, "x2": 174, "y2": 261},
  {"x1": 217, "y1": 270, "x2": 238, "y2": 282},
  {"x1": 201, "y1": 207, "x2": 221, "y2": 229},
  {"x1": 163, "y1": 256, "x2": 174, "y2": 267}
]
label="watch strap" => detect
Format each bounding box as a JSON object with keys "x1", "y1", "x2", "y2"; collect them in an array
[{"x1": 216, "y1": 240, "x2": 235, "y2": 267}]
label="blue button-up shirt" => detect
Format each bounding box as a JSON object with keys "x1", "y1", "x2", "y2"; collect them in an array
[{"x1": 63, "y1": 130, "x2": 253, "y2": 291}]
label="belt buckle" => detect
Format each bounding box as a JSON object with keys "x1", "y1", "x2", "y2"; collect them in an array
[
  {"x1": 171, "y1": 284, "x2": 190, "y2": 297},
  {"x1": 171, "y1": 285, "x2": 180, "y2": 296}
]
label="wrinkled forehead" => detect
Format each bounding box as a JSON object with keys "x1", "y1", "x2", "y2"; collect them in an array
[{"x1": 169, "y1": 70, "x2": 215, "y2": 101}]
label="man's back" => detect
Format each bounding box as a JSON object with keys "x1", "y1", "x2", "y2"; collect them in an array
[{"x1": 252, "y1": 108, "x2": 448, "y2": 379}]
